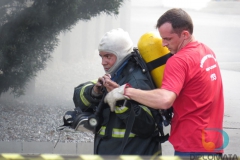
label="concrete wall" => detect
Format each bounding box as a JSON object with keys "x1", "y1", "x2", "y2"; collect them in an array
[{"x1": 0, "y1": 142, "x2": 93, "y2": 155}]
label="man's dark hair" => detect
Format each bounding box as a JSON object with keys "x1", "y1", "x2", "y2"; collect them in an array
[{"x1": 156, "y1": 8, "x2": 193, "y2": 36}]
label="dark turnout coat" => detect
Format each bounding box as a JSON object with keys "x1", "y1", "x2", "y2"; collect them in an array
[{"x1": 73, "y1": 58, "x2": 161, "y2": 155}]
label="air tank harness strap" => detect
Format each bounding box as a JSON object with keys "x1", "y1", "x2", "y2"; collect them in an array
[{"x1": 146, "y1": 53, "x2": 173, "y2": 72}]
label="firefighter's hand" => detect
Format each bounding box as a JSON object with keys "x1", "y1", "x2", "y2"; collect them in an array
[
  {"x1": 104, "y1": 84, "x2": 131, "y2": 112},
  {"x1": 102, "y1": 75, "x2": 119, "y2": 92},
  {"x1": 92, "y1": 74, "x2": 111, "y2": 97}
]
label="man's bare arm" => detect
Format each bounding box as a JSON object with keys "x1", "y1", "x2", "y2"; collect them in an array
[{"x1": 124, "y1": 88, "x2": 177, "y2": 110}]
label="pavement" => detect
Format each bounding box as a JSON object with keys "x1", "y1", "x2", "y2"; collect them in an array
[{"x1": 1, "y1": 0, "x2": 240, "y2": 158}]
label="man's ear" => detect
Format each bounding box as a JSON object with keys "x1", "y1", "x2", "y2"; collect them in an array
[{"x1": 182, "y1": 30, "x2": 190, "y2": 39}]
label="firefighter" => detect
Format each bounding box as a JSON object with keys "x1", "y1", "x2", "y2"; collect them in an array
[{"x1": 72, "y1": 28, "x2": 161, "y2": 155}]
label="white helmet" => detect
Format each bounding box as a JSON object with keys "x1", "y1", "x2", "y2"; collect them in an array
[{"x1": 98, "y1": 28, "x2": 133, "y2": 74}]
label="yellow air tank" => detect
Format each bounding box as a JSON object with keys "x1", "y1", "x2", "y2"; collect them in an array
[{"x1": 137, "y1": 32, "x2": 172, "y2": 88}]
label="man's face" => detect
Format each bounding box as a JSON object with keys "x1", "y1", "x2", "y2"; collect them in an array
[
  {"x1": 158, "y1": 22, "x2": 185, "y2": 54},
  {"x1": 99, "y1": 51, "x2": 117, "y2": 72}
]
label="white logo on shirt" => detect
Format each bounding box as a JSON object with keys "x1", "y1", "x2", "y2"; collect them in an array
[
  {"x1": 200, "y1": 54, "x2": 217, "y2": 68},
  {"x1": 210, "y1": 73, "x2": 217, "y2": 81},
  {"x1": 206, "y1": 64, "x2": 217, "y2": 71}
]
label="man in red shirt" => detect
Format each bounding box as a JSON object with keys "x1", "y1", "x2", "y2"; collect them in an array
[{"x1": 104, "y1": 8, "x2": 224, "y2": 156}]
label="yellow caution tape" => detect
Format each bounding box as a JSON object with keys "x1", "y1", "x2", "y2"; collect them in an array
[
  {"x1": 0, "y1": 154, "x2": 232, "y2": 160},
  {"x1": 41, "y1": 154, "x2": 64, "y2": 160},
  {"x1": 1, "y1": 154, "x2": 25, "y2": 159}
]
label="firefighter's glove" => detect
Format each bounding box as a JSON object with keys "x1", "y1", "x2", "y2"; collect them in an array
[{"x1": 104, "y1": 83, "x2": 131, "y2": 112}]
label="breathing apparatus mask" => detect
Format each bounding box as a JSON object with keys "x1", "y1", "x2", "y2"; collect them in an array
[{"x1": 57, "y1": 107, "x2": 96, "y2": 133}]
